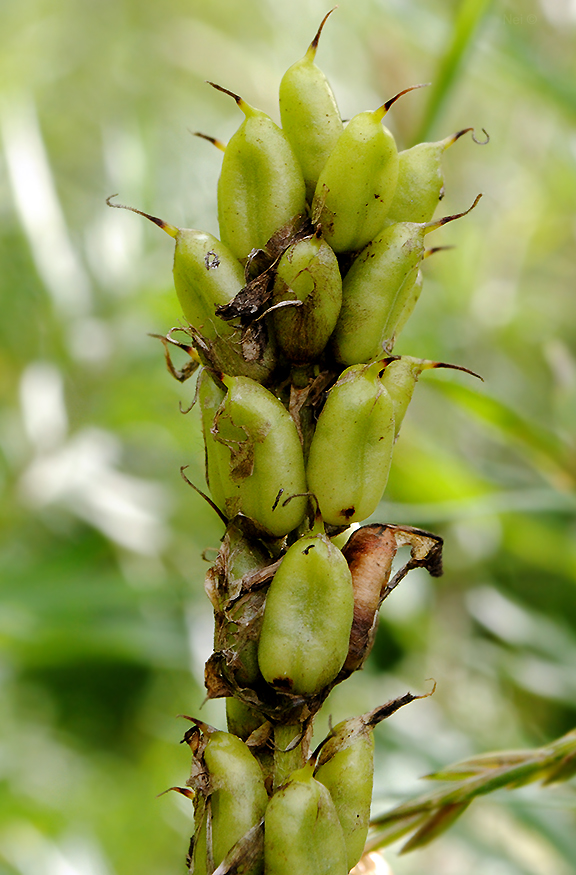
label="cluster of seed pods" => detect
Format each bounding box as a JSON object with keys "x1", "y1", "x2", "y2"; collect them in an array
[{"x1": 111, "y1": 10, "x2": 485, "y2": 874}]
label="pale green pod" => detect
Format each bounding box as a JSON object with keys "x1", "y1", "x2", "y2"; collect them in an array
[
  {"x1": 315, "y1": 720, "x2": 375, "y2": 870},
  {"x1": 332, "y1": 195, "x2": 482, "y2": 365},
  {"x1": 193, "y1": 731, "x2": 268, "y2": 875},
  {"x1": 386, "y1": 128, "x2": 473, "y2": 225},
  {"x1": 225, "y1": 698, "x2": 265, "y2": 742},
  {"x1": 314, "y1": 693, "x2": 427, "y2": 869},
  {"x1": 312, "y1": 86, "x2": 425, "y2": 253},
  {"x1": 331, "y1": 222, "x2": 426, "y2": 366},
  {"x1": 312, "y1": 107, "x2": 398, "y2": 253},
  {"x1": 105, "y1": 199, "x2": 275, "y2": 381},
  {"x1": 381, "y1": 265, "x2": 423, "y2": 352},
  {"x1": 214, "y1": 85, "x2": 306, "y2": 261},
  {"x1": 258, "y1": 531, "x2": 354, "y2": 695},
  {"x1": 279, "y1": 11, "x2": 343, "y2": 201},
  {"x1": 212, "y1": 375, "x2": 307, "y2": 536},
  {"x1": 198, "y1": 369, "x2": 228, "y2": 510},
  {"x1": 381, "y1": 356, "x2": 481, "y2": 439},
  {"x1": 306, "y1": 362, "x2": 396, "y2": 526},
  {"x1": 271, "y1": 235, "x2": 342, "y2": 363},
  {"x1": 380, "y1": 356, "x2": 428, "y2": 439},
  {"x1": 264, "y1": 763, "x2": 348, "y2": 875}
]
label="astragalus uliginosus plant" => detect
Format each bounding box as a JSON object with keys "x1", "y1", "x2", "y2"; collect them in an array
[{"x1": 109, "y1": 11, "x2": 576, "y2": 872}]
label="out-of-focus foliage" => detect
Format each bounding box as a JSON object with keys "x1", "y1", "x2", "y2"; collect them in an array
[{"x1": 1, "y1": 1, "x2": 575, "y2": 873}]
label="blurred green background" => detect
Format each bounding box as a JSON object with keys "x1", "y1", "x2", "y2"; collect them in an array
[{"x1": 1, "y1": 0, "x2": 575, "y2": 872}]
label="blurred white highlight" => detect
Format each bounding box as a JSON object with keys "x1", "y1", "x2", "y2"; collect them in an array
[
  {"x1": 0, "y1": 824, "x2": 112, "y2": 875},
  {"x1": 0, "y1": 96, "x2": 91, "y2": 315},
  {"x1": 350, "y1": 851, "x2": 393, "y2": 875},
  {"x1": 19, "y1": 362, "x2": 168, "y2": 556},
  {"x1": 19, "y1": 361, "x2": 68, "y2": 453}
]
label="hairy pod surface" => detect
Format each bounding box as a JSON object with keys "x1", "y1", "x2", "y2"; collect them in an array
[
  {"x1": 216, "y1": 89, "x2": 306, "y2": 260},
  {"x1": 212, "y1": 375, "x2": 307, "y2": 536},
  {"x1": 264, "y1": 764, "x2": 348, "y2": 875},
  {"x1": 306, "y1": 362, "x2": 395, "y2": 526},
  {"x1": 258, "y1": 532, "x2": 354, "y2": 695},
  {"x1": 279, "y1": 12, "x2": 343, "y2": 202},
  {"x1": 312, "y1": 105, "x2": 399, "y2": 253},
  {"x1": 315, "y1": 719, "x2": 375, "y2": 870},
  {"x1": 192, "y1": 730, "x2": 267, "y2": 875},
  {"x1": 271, "y1": 235, "x2": 342, "y2": 363},
  {"x1": 331, "y1": 222, "x2": 426, "y2": 366}
]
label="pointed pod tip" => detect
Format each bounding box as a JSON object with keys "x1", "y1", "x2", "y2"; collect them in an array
[
  {"x1": 428, "y1": 361, "x2": 484, "y2": 381},
  {"x1": 442, "y1": 127, "x2": 489, "y2": 149},
  {"x1": 424, "y1": 193, "x2": 482, "y2": 234},
  {"x1": 376, "y1": 83, "x2": 430, "y2": 120},
  {"x1": 193, "y1": 131, "x2": 227, "y2": 153},
  {"x1": 106, "y1": 195, "x2": 179, "y2": 237},
  {"x1": 207, "y1": 81, "x2": 252, "y2": 116},
  {"x1": 306, "y1": 6, "x2": 338, "y2": 59}
]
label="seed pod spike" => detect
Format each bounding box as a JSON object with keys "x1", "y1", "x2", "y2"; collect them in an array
[
  {"x1": 374, "y1": 83, "x2": 431, "y2": 121},
  {"x1": 207, "y1": 81, "x2": 255, "y2": 118},
  {"x1": 365, "y1": 684, "x2": 436, "y2": 730},
  {"x1": 441, "y1": 127, "x2": 473, "y2": 150},
  {"x1": 423, "y1": 192, "x2": 482, "y2": 235},
  {"x1": 194, "y1": 131, "x2": 227, "y2": 153},
  {"x1": 106, "y1": 195, "x2": 179, "y2": 238},
  {"x1": 305, "y1": 7, "x2": 338, "y2": 61},
  {"x1": 422, "y1": 360, "x2": 484, "y2": 382},
  {"x1": 424, "y1": 245, "x2": 455, "y2": 258}
]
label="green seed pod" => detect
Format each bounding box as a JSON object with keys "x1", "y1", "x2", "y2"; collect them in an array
[
  {"x1": 264, "y1": 762, "x2": 348, "y2": 875},
  {"x1": 212, "y1": 375, "x2": 307, "y2": 536},
  {"x1": 332, "y1": 195, "x2": 482, "y2": 366},
  {"x1": 381, "y1": 356, "x2": 482, "y2": 439},
  {"x1": 213, "y1": 83, "x2": 306, "y2": 261},
  {"x1": 271, "y1": 234, "x2": 342, "y2": 363},
  {"x1": 314, "y1": 693, "x2": 426, "y2": 869},
  {"x1": 386, "y1": 128, "x2": 474, "y2": 224},
  {"x1": 258, "y1": 530, "x2": 354, "y2": 695},
  {"x1": 314, "y1": 723, "x2": 374, "y2": 870},
  {"x1": 306, "y1": 361, "x2": 395, "y2": 526},
  {"x1": 198, "y1": 369, "x2": 228, "y2": 509},
  {"x1": 383, "y1": 245, "x2": 454, "y2": 349},
  {"x1": 312, "y1": 86, "x2": 424, "y2": 253},
  {"x1": 279, "y1": 10, "x2": 343, "y2": 202},
  {"x1": 190, "y1": 729, "x2": 267, "y2": 875},
  {"x1": 381, "y1": 265, "x2": 422, "y2": 353},
  {"x1": 106, "y1": 198, "x2": 274, "y2": 382},
  {"x1": 225, "y1": 698, "x2": 265, "y2": 742}
]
